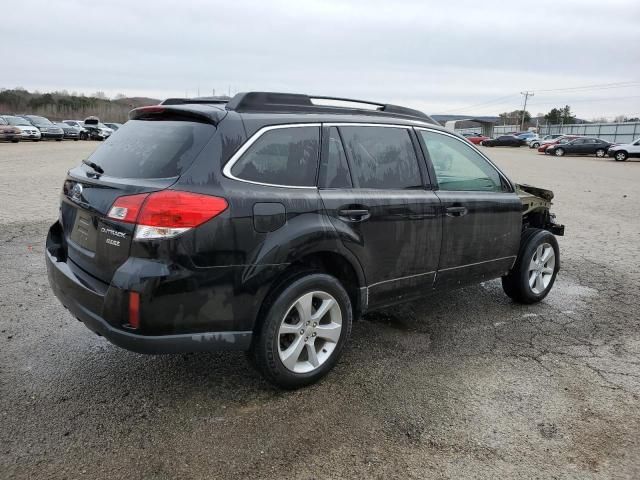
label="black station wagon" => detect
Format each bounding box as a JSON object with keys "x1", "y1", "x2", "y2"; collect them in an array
[{"x1": 46, "y1": 92, "x2": 565, "y2": 388}]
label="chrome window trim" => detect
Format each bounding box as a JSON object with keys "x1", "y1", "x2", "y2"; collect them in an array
[
  {"x1": 323, "y1": 122, "x2": 416, "y2": 129},
  {"x1": 414, "y1": 126, "x2": 515, "y2": 192},
  {"x1": 222, "y1": 123, "x2": 322, "y2": 189}
]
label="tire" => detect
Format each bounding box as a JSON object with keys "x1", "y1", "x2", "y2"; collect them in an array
[
  {"x1": 554, "y1": 148, "x2": 565, "y2": 157},
  {"x1": 614, "y1": 151, "x2": 628, "y2": 162},
  {"x1": 502, "y1": 228, "x2": 560, "y2": 304},
  {"x1": 531, "y1": 142, "x2": 540, "y2": 148},
  {"x1": 595, "y1": 149, "x2": 606, "y2": 158},
  {"x1": 11, "y1": 139, "x2": 19, "y2": 143},
  {"x1": 55, "y1": 139, "x2": 62, "y2": 142},
  {"x1": 249, "y1": 273, "x2": 353, "y2": 389}
]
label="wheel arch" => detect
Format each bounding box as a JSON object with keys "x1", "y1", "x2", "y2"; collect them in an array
[{"x1": 254, "y1": 248, "x2": 366, "y2": 336}]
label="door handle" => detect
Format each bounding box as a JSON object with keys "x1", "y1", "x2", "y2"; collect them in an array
[
  {"x1": 338, "y1": 208, "x2": 371, "y2": 222},
  {"x1": 446, "y1": 206, "x2": 468, "y2": 217}
]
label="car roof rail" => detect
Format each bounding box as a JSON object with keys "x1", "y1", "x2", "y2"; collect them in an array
[
  {"x1": 225, "y1": 92, "x2": 436, "y2": 123},
  {"x1": 160, "y1": 96, "x2": 231, "y2": 106}
]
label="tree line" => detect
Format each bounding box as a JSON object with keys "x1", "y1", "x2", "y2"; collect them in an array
[
  {"x1": 0, "y1": 88, "x2": 158, "y2": 123},
  {"x1": 498, "y1": 105, "x2": 639, "y2": 127}
]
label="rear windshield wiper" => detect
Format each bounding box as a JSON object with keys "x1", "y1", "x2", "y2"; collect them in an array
[{"x1": 82, "y1": 159, "x2": 104, "y2": 175}]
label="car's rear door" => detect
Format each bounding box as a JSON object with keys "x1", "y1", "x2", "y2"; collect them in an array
[
  {"x1": 416, "y1": 128, "x2": 522, "y2": 289},
  {"x1": 318, "y1": 124, "x2": 442, "y2": 308}
]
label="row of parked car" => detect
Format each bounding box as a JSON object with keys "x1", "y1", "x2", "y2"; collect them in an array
[
  {"x1": 460, "y1": 131, "x2": 639, "y2": 161},
  {"x1": 0, "y1": 114, "x2": 122, "y2": 143}
]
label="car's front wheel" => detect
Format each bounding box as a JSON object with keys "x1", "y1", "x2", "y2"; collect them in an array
[
  {"x1": 250, "y1": 273, "x2": 353, "y2": 389},
  {"x1": 554, "y1": 148, "x2": 565, "y2": 157},
  {"x1": 614, "y1": 151, "x2": 628, "y2": 162},
  {"x1": 502, "y1": 228, "x2": 560, "y2": 304},
  {"x1": 531, "y1": 142, "x2": 540, "y2": 148}
]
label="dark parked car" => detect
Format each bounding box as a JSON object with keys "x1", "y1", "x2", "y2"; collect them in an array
[
  {"x1": 19, "y1": 115, "x2": 64, "y2": 140},
  {"x1": 545, "y1": 137, "x2": 612, "y2": 157},
  {"x1": 55, "y1": 122, "x2": 81, "y2": 140},
  {"x1": 0, "y1": 117, "x2": 21, "y2": 142},
  {"x1": 46, "y1": 92, "x2": 564, "y2": 389},
  {"x1": 481, "y1": 135, "x2": 526, "y2": 147}
]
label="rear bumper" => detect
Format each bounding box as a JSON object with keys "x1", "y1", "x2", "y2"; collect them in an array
[{"x1": 46, "y1": 240, "x2": 253, "y2": 354}]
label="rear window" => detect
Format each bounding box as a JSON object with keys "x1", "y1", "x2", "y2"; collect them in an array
[{"x1": 86, "y1": 120, "x2": 215, "y2": 179}]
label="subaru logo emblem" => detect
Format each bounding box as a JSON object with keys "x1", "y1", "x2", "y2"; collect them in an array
[{"x1": 71, "y1": 183, "x2": 83, "y2": 201}]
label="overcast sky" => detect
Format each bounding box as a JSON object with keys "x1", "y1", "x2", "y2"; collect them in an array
[{"x1": 2, "y1": 0, "x2": 639, "y2": 119}]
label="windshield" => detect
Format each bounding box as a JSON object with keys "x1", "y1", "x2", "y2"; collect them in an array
[
  {"x1": 85, "y1": 120, "x2": 216, "y2": 179},
  {"x1": 0, "y1": 118, "x2": 6, "y2": 125},
  {"x1": 26, "y1": 115, "x2": 53, "y2": 125},
  {"x1": 5, "y1": 116, "x2": 30, "y2": 126}
]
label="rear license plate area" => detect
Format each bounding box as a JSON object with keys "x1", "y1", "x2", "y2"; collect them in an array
[{"x1": 69, "y1": 210, "x2": 97, "y2": 252}]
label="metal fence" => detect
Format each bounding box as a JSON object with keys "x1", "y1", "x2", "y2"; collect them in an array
[
  {"x1": 454, "y1": 122, "x2": 640, "y2": 144},
  {"x1": 454, "y1": 125, "x2": 520, "y2": 136},
  {"x1": 539, "y1": 122, "x2": 640, "y2": 144}
]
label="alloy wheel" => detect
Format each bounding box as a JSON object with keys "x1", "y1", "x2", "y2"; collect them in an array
[
  {"x1": 528, "y1": 243, "x2": 555, "y2": 294},
  {"x1": 278, "y1": 291, "x2": 342, "y2": 373}
]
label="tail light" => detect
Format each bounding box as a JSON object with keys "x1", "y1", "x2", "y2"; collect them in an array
[{"x1": 107, "y1": 190, "x2": 228, "y2": 240}]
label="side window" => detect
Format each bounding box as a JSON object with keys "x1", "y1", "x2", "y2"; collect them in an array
[
  {"x1": 230, "y1": 126, "x2": 320, "y2": 186},
  {"x1": 419, "y1": 130, "x2": 506, "y2": 192},
  {"x1": 319, "y1": 127, "x2": 352, "y2": 188},
  {"x1": 339, "y1": 126, "x2": 422, "y2": 189}
]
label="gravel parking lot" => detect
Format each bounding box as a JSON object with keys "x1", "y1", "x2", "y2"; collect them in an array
[{"x1": 1, "y1": 141, "x2": 639, "y2": 479}]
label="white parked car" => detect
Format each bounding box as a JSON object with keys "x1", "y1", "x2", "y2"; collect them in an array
[
  {"x1": 0, "y1": 115, "x2": 42, "y2": 141},
  {"x1": 529, "y1": 134, "x2": 564, "y2": 149},
  {"x1": 63, "y1": 120, "x2": 89, "y2": 140},
  {"x1": 607, "y1": 138, "x2": 640, "y2": 162}
]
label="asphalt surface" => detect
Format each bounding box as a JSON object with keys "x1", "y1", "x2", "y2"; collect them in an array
[{"x1": 1, "y1": 140, "x2": 639, "y2": 479}]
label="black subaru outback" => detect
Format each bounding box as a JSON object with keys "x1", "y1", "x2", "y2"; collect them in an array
[{"x1": 46, "y1": 92, "x2": 564, "y2": 389}]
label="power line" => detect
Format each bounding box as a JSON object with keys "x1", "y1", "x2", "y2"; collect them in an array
[
  {"x1": 527, "y1": 95, "x2": 640, "y2": 107},
  {"x1": 528, "y1": 80, "x2": 640, "y2": 93},
  {"x1": 434, "y1": 93, "x2": 520, "y2": 115}
]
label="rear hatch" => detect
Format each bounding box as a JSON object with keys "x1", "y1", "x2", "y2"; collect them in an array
[{"x1": 60, "y1": 118, "x2": 216, "y2": 283}]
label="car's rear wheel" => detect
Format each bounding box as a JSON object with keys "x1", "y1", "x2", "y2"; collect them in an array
[
  {"x1": 502, "y1": 228, "x2": 559, "y2": 304},
  {"x1": 531, "y1": 142, "x2": 540, "y2": 148},
  {"x1": 595, "y1": 148, "x2": 606, "y2": 157},
  {"x1": 250, "y1": 273, "x2": 352, "y2": 389},
  {"x1": 554, "y1": 148, "x2": 565, "y2": 157},
  {"x1": 614, "y1": 151, "x2": 628, "y2": 162}
]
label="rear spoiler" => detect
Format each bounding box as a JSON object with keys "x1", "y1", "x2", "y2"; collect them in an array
[{"x1": 129, "y1": 105, "x2": 227, "y2": 125}]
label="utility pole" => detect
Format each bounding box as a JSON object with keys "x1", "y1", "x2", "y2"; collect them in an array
[{"x1": 520, "y1": 91, "x2": 534, "y2": 130}]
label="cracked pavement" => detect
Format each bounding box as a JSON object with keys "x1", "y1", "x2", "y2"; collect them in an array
[{"x1": 1, "y1": 141, "x2": 639, "y2": 479}]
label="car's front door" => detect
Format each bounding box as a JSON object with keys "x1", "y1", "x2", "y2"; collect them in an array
[
  {"x1": 318, "y1": 124, "x2": 442, "y2": 308},
  {"x1": 416, "y1": 128, "x2": 522, "y2": 290}
]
